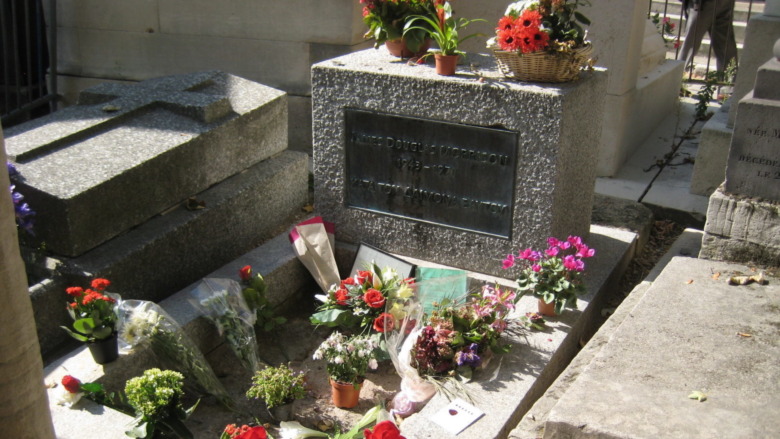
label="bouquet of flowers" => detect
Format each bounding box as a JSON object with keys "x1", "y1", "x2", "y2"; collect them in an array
[
  {"x1": 488, "y1": 0, "x2": 593, "y2": 82},
  {"x1": 410, "y1": 284, "x2": 516, "y2": 380},
  {"x1": 311, "y1": 264, "x2": 414, "y2": 335},
  {"x1": 61, "y1": 278, "x2": 120, "y2": 342},
  {"x1": 313, "y1": 331, "x2": 379, "y2": 386},
  {"x1": 238, "y1": 265, "x2": 287, "y2": 332},
  {"x1": 118, "y1": 300, "x2": 233, "y2": 408},
  {"x1": 189, "y1": 278, "x2": 261, "y2": 373},
  {"x1": 502, "y1": 235, "x2": 595, "y2": 315},
  {"x1": 491, "y1": 0, "x2": 591, "y2": 54}
]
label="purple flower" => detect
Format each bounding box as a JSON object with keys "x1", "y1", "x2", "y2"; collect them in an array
[
  {"x1": 455, "y1": 343, "x2": 481, "y2": 368},
  {"x1": 9, "y1": 184, "x2": 35, "y2": 235},
  {"x1": 6, "y1": 161, "x2": 18, "y2": 178}
]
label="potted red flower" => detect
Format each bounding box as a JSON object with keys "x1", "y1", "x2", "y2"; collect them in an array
[{"x1": 61, "y1": 277, "x2": 121, "y2": 364}]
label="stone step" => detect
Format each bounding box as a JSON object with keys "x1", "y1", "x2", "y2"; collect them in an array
[
  {"x1": 33, "y1": 149, "x2": 309, "y2": 360},
  {"x1": 509, "y1": 228, "x2": 705, "y2": 439},
  {"x1": 534, "y1": 247, "x2": 780, "y2": 438},
  {"x1": 5, "y1": 70, "x2": 287, "y2": 257},
  {"x1": 44, "y1": 230, "x2": 318, "y2": 439}
]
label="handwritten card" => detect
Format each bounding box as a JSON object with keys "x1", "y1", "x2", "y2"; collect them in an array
[{"x1": 430, "y1": 398, "x2": 485, "y2": 435}]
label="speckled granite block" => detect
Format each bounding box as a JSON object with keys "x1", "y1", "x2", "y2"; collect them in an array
[
  {"x1": 312, "y1": 48, "x2": 606, "y2": 276},
  {"x1": 5, "y1": 71, "x2": 287, "y2": 256}
]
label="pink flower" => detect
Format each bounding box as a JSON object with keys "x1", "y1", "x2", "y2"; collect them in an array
[
  {"x1": 567, "y1": 235, "x2": 583, "y2": 247},
  {"x1": 547, "y1": 237, "x2": 560, "y2": 247},
  {"x1": 519, "y1": 248, "x2": 541, "y2": 261},
  {"x1": 532, "y1": 264, "x2": 541, "y2": 272},
  {"x1": 502, "y1": 254, "x2": 516, "y2": 269},
  {"x1": 563, "y1": 255, "x2": 584, "y2": 271},
  {"x1": 545, "y1": 246, "x2": 559, "y2": 257}
]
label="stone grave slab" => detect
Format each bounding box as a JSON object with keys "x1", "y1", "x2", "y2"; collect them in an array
[
  {"x1": 33, "y1": 150, "x2": 309, "y2": 358},
  {"x1": 543, "y1": 257, "x2": 780, "y2": 439},
  {"x1": 724, "y1": 52, "x2": 780, "y2": 202},
  {"x1": 5, "y1": 70, "x2": 287, "y2": 256},
  {"x1": 312, "y1": 48, "x2": 607, "y2": 277},
  {"x1": 400, "y1": 225, "x2": 635, "y2": 439}
]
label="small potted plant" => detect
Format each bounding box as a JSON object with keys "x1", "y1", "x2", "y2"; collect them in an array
[
  {"x1": 61, "y1": 277, "x2": 121, "y2": 364},
  {"x1": 124, "y1": 368, "x2": 199, "y2": 439},
  {"x1": 360, "y1": 0, "x2": 437, "y2": 57},
  {"x1": 403, "y1": 1, "x2": 485, "y2": 75},
  {"x1": 246, "y1": 364, "x2": 307, "y2": 421},
  {"x1": 488, "y1": 0, "x2": 593, "y2": 82},
  {"x1": 312, "y1": 332, "x2": 379, "y2": 408},
  {"x1": 502, "y1": 235, "x2": 596, "y2": 316}
]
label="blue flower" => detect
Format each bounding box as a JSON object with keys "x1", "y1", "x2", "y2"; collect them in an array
[
  {"x1": 6, "y1": 161, "x2": 18, "y2": 178},
  {"x1": 9, "y1": 184, "x2": 35, "y2": 235}
]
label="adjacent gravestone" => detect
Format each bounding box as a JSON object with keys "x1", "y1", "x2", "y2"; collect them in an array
[
  {"x1": 312, "y1": 49, "x2": 606, "y2": 276},
  {"x1": 701, "y1": 41, "x2": 780, "y2": 266},
  {"x1": 5, "y1": 71, "x2": 287, "y2": 256}
]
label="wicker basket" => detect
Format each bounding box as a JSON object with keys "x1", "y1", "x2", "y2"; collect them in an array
[{"x1": 489, "y1": 43, "x2": 594, "y2": 83}]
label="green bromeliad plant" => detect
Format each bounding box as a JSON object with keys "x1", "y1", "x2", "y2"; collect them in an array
[{"x1": 403, "y1": 1, "x2": 485, "y2": 57}]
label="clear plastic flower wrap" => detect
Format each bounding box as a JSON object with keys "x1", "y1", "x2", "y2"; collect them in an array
[
  {"x1": 383, "y1": 273, "x2": 470, "y2": 418},
  {"x1": 188, "y1": 278, "x2": 261, "y2": 373},
  {"x1": 117, "y1": 300, "x2": 234, "y2": 409}
]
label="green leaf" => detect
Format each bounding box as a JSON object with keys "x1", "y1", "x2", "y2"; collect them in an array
[
  {"x1": 60, "y1": 326, "x2": 89, "y2": 342},
  {"x1": 73, "y1": 318, "x2": 96, "y2": 335},
  {"x1": 310, "y1": 309, "x2": 358, "y2": 328},
  {"x1": 125, "y1": 420, "x2": 149, "y2": 438},
  {"x1": 80, "y1": 382, "x2": 104, "y2": 393},
  {"x1": 92, "y1": 326, "x2": 113, "y2": 340},
  {"x1": 688, "y1": 391, "x2": 707, "y2": 402},
  {"x1": 574, "y1": 11, "x2": 591, "y2": 26}
]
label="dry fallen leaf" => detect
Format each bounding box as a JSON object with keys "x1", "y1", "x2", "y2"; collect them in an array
[
  {"x1": 688, "y1": 391, "x2": 707, "y2": 402},
  {"x1": 712, "y1": 272, "x2": 721, "y2": 280},
  {"x1": 685, "y1": 279, "x2": 694, "y2": 284},
  {"x1": 736, "y1": 332, "x2": 752, "y2": 338},
  {"x1": 302, "y1": 204, "x2": 315, "y2": 213}
]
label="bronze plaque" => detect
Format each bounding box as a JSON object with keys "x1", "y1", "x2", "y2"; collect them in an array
[{"x1": 344, "y1": 109, "x2": 517, "y2": 238}]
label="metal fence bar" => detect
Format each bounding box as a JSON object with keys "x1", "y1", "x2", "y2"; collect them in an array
[{"x1": 1, "y1": 0, "x2": 57, "y2": 127}]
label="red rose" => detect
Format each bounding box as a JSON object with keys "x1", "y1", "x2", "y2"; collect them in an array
[
  {"x1": 356, "y1": 270, "x2": 373, "y2": 285},
  {"x1": 363, "y1": 288, "x2": 385, "y2": 308},
  {"x1": 239, "y1": 265, "x2": 252, "y2": 281},
  {"x1": 61, "y1": 375, "x2": 81, "y2": 394},
  {"x1": 234, "y1": 426, "x2": 267, "y2": 439},
  {"x1": 66, "y1": 287, "x2": 84, "y2": 297},
  {"x1": 364, "y1": 420, "x2": 405, "y2": 439},
  {"x1": 373, "y1": 313, "x2": 395, "y2": 333},
  {"x1": 341, "y1": 277, "x2": 356, "y2": 287},
  {"x1": 334, "y1": 287, "x2": 349, "y2": 306},
  {"x1": 90, "y1": 278, "x2": 111, "y2": 291}
]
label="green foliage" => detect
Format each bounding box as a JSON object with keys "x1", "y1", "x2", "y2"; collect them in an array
[
  {"x1": 246, "y1": 364, "x2": 307, "y2": 409},
  {"x1": 403, "y1": 3, "x2": 485, "y2": 56},
  {"x1": 124, "y1": 368, "x2": 199, "y2": 439},
  {"x1": 242, "y1": 270, "x2": 287, "y2": 332},
  {"x1": 361, "y1": 0, "x2": 435, "y2": 51},
  {"x1": 695, "y1": 71, "x2": 719, "y2": 120}
]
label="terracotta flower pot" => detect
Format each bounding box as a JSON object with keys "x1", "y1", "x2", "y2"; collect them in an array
[
  {"x1": 87, "y1": 333, "x2": 119, "y2": 364},
  {"x1": 330, "y1": 378, "x2": 362, "y2": 409},
  {"x1": 385, "y1": 38, "x2": 431, "y2": 58},
  {"x1": 537, "y1": 298, "x2": 558, "y2": 317},
  {"x1": 434, "y1": 53, "x2": 459, "y2": 76}
]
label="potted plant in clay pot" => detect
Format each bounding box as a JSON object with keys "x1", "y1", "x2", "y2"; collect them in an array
[
  {"x1": 403, "y1": 1, "x2": 485, "y2": 75},
  {"x1": 245, "y1": 364, "x2": 307, "y2": 422},
  {"x1": 502, "y1": 236, "x2": 596, "y2": 316},
  {"x1": 360, "y1": 0, "x2": 437, "y2": 57},
  {"x1": 61, "y1": 277, "x2": 121, "y2": 364},
  {"x1": 488, "y1": 0, "x2": 594, "y2": 82},
  {"x1": 312, "y1": 331, "x2": 379, "y2": 409}
]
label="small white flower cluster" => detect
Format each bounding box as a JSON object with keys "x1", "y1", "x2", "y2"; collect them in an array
[{"x1": 312, "y1": 331, "x2": 380, "y2": 383}]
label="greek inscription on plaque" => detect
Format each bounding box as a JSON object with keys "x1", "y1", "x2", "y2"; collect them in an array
[{"x1": 344, "y1": 109, "x2": 518, "y2": 238}]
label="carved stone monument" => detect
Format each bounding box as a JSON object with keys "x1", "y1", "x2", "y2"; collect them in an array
[
  {"x1": 312, "y1": 49, "x2": 606, "y2": 276},
  {"x1": 700, "y1": 41, "x2": 780, "y2": 266}
]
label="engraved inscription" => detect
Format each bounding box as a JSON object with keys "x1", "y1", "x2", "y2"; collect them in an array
[{"x1": 344, "y1": 109, "x2": 518, "y2": 238}]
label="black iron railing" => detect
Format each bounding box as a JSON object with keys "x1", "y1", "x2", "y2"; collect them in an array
[{"x1": 1, "y1": 0, "x2": 57, "y2": 128}]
